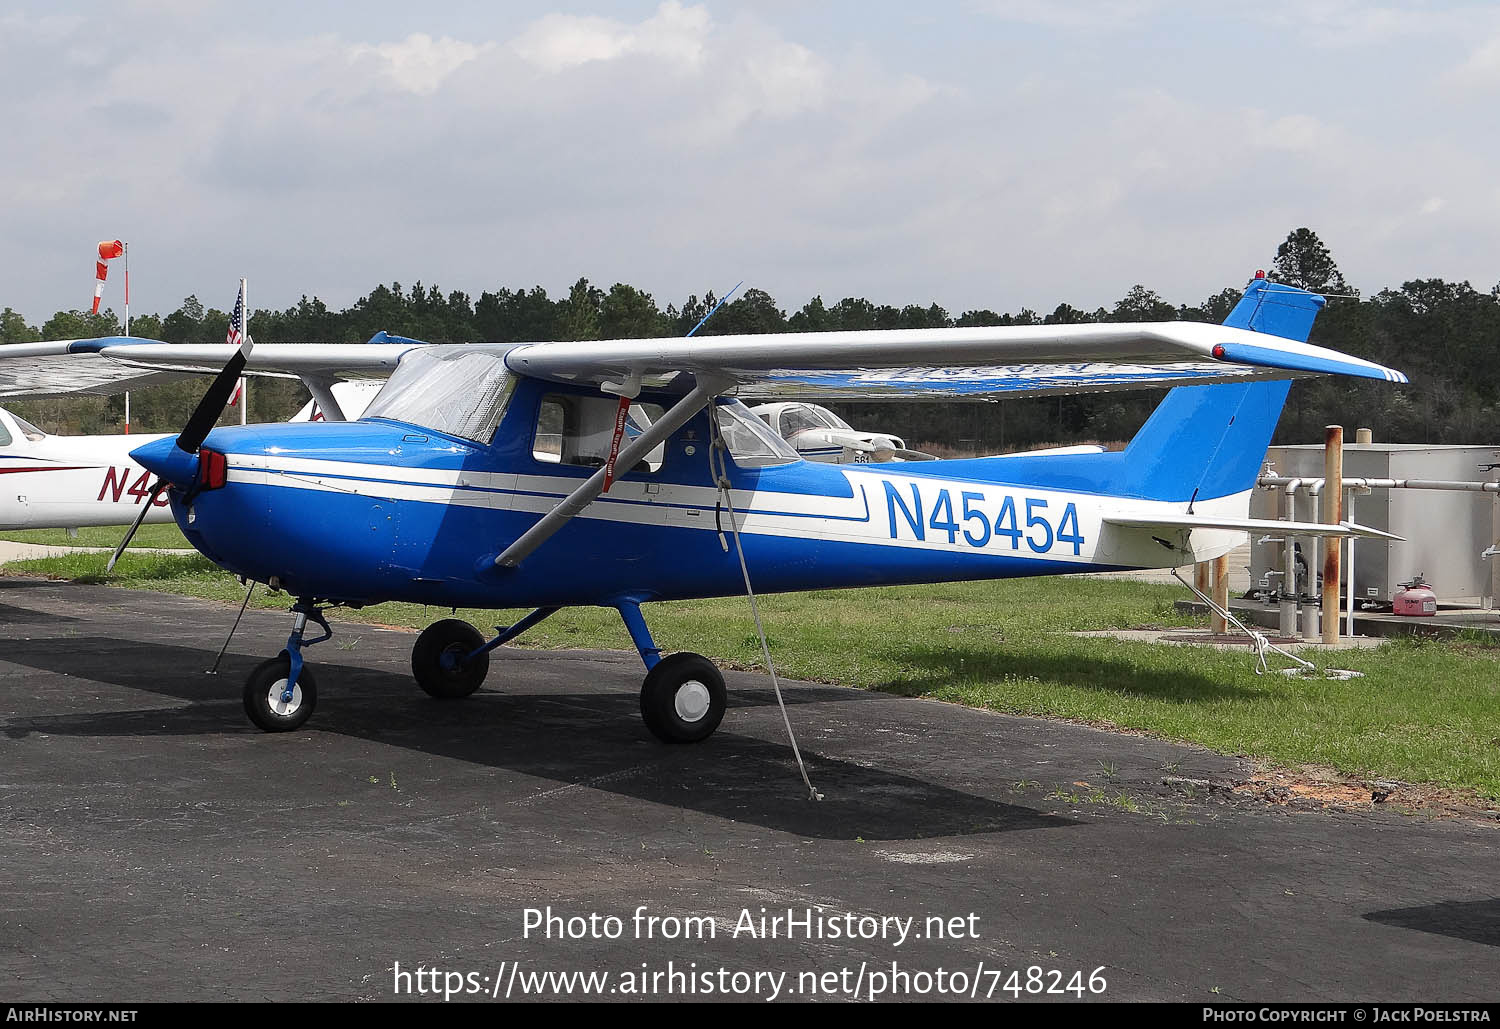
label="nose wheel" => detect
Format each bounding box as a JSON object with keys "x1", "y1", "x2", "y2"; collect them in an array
[
  {"x1": 243, "y1": 656, "x2": 318, "y2": 732},
  {"x1": 243, "y1": 599, "x2": 331, "y2": 733},
  {"x1": 639, "y1": 652, "x2": 726, "y2": 744}
]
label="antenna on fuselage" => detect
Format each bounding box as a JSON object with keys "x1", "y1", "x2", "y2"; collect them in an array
[{"x1": 685, "y1": 281, "x2": 744, "y2": 338}]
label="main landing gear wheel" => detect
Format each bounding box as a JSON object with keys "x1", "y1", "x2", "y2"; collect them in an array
[
  {"x1": 412, "y1": 618, "x2": 490, "y2": 699},
  {"x1": 639, "y1": 653, "x2": 726, "y2": 744},
  {"x1": 243, "y1": 656, "x2": 318, "y2": 733}
]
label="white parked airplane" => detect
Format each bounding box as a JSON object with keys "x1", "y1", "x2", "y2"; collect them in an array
[
  {"x1": 0, "y1": 405, "x2": 173, "y2": 531},
  {"x1": 749, "y1": 401, "x2": 935, "y2": 463}
]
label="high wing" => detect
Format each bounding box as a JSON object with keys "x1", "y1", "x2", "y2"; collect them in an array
[
  {"x1": 0, "y1": 335, "x2": 421, "y2": 399},
  {"x1": 498, "y1": 321, "x2": 1407, "y2": 400}
]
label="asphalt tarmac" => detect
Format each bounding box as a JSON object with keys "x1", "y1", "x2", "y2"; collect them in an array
[{"x1": 1, "y1": 578, "x2": 1495, "y2": 1003}]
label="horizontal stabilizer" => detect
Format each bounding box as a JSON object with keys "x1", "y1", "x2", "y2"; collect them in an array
[{"x1": 1103, "y1": 514, "x2": 1404, "y2": 542}]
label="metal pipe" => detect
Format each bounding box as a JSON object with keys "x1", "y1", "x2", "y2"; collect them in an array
[
  {"x1": 1261, "y1": 475, "x2": 1500, "y2": 493},
  {"x1": 1303, "y1": 480, "x2": 1323, "y2": 641},
  {"x1": 1346, "y1": 489, "x2": 1356, "y2": 637},
  {"x1": 1281, "y1": 478, "x2": 1303, "y2": 638},
  {"x1": 1322, "y1": 425, "x2": 1343, "y2": 645}
]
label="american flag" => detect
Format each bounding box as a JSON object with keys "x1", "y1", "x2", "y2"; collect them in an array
[{"x1": 226, "y1": 278, "x2": 250, "y2": 350}]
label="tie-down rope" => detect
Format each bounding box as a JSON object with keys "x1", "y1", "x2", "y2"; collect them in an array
[
  {"x1": 1170, "y1": 567, "x2": 1316, "y2": 676},
  {"x1": 708, "y1": 405, "x2": 823, "y2": 801}
]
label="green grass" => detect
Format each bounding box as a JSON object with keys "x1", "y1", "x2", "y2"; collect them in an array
[
  {"x1": 6, "y1": 548, "x2": 1500, "y2": 801},
  {"x1": 0, "y1": 523, "x2": 191, "y2": 549}
]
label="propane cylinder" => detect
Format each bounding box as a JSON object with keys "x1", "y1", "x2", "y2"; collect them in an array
[{"x1": 1393, "y1": 574, "x2": 1438, "y2": 617}]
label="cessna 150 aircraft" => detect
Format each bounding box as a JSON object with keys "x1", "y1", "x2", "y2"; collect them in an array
[{"x1": 0, "y1": 274, "x2": 1406, "y2": 743}]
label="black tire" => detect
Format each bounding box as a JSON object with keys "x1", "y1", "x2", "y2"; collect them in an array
[
  {"x1": 412, "y1": 618, "x2": 489, "y2": 699},
  {"x1": 640, "y1": 653, "x2": 726, "y2": 744},
  {"x1": 243, "y1": 656, "x2": 317, "y2": 733}
]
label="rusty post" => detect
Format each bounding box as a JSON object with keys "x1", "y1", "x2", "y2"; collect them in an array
[
  {"x1": 1323, "y1": 425, "x2": 1344, "y2": 644},
  {"x1": 1194, "y1": 561, "x2": 1209, "y2": 596},
  {"x1": 1211, "y1": 554, "x2": 1229, "y2": 635}
]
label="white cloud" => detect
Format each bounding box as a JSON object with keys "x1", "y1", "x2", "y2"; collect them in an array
[
  {"x1": 349, "y1": 33, "x2": 491, "y2": 95},
  {"x1": 976, "y1": 0, "x2": 1162, "y2": 30},
  {"x1": 510, "y1": 1, "x2": 710, "y2": 73},
  {"x1": 1453, "y1": 33, "x2": 1500, "y2": 85},
  {"x1": 2, "y1": 4, "x2": 1499, "y2": 323}
]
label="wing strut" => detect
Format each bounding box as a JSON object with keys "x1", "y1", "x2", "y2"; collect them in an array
[
  {"x1": 493, "y1": 377, "x2": 726, "y2": 569},
  {"x1": 299, "y1": 375, "x2": 346, "y2": 422}
]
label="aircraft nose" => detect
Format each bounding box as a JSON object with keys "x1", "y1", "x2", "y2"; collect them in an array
[{"x1": 130, "y1": 435, "x2": 198, "y2": 486}]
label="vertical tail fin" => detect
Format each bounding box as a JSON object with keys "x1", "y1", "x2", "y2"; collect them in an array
[{"x1": 1120, "y1": 275, "x2": 1325, "y2": 504}]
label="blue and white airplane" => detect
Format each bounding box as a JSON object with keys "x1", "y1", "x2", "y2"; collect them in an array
[{"x1": 0, "y1": 273, "x2": 1406, "y2": 741}]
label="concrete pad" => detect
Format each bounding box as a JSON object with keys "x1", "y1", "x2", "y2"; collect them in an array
[
  {"x1": 0, "y1": 541, "x2": 197, "y2": 561},
  {"x1": 1071, "y1": 629, "x2": 1386, "y2": 653},
  {"x1": 0, "y1": 578, "x2": 1495, "y2": 1002}
]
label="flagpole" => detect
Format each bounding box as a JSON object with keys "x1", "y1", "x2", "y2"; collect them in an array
[
  {"x1": 242, "y1": 279, "x2": 248, "y2": 424},
  {"x1": 123, "y1": 242, "x2": 130, "y2": 433}
]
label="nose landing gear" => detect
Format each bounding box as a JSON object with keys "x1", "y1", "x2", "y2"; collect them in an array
[{"x1": 243, "y1": 600, "x2": 331, "y2": 733}]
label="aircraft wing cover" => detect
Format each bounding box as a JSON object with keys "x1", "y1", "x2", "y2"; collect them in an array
[
  {"x1": 0, "y1": 337, "x2": 421, "y2": 398},
  {"x1": 500, "y1": 322, "x2": 1408, "y2": 400}
]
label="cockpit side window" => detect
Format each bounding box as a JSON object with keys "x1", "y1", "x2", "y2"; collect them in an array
[
  {"x1": 533, "y1": 394, "x2": 666, "y2": 473},
  {"x1": 715, "y1": 401, "x2": 800, "y2": 469}
]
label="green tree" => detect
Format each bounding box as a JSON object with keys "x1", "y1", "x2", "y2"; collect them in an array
[
  {"x1": 1, "y1": 307, "x2": 40, "y2": 343},
  {"x1": 788, "y1": 296, "x2": 831, "y2": 333},
  {"x1": 702, "y1": 288, "x2": 786, "y2": 335},
  {"x1": 1110, "y1": 285, "x2": 1176, "y2": 322},
  {"x1": 1272, "y1": 227, "x2": 1353, "y2": 296},
  {"x1": 600, "y1": 283, "x2": 668, "y2": 339},
  {"x1": 556, "y1": 278, "x2": 603, "y2": 341}
]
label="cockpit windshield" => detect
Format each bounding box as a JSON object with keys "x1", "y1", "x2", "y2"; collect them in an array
[
  {"x1": 363, "y1": 347, "x2": 514, "y2": 443},
  {"x1": 9, "y1": 414, "x2": 46, "y2": 442}
]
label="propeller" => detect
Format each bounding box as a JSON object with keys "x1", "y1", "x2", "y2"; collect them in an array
[{"x1": 107, "y1": 280, "x2": 253, "y2": 572}]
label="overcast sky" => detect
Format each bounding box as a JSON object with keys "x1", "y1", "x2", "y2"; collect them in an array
[{"x1": 3, "y1": 1, "x2": 1499, "y2": 325}]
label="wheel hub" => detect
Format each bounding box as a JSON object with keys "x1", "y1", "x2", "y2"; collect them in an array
[
  {"x1": 439, "y1": 644, "x2": 467, "y2": 675},
  {"x1": 674, "y1": 680, "x2": 711, "y2": 723},
  {"x1": 269, "y1": 679, "x2": 302, "y2": 716}
]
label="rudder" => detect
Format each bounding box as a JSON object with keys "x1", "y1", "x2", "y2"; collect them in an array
[{"x1": 1120, "y1": 275, "x2": 1324, "y2": 505}]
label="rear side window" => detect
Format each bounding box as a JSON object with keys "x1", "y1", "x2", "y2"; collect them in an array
[
  {"x1": 533, "y1": 394, "x2": 666, "y2": 473},
  {"x1": 0, "y1": 419, "x2": 11, "y2": 447}
]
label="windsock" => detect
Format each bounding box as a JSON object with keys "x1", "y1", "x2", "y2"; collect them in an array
[{"x1": 93, "y1": 239, "x2": 125, "y2": 314}]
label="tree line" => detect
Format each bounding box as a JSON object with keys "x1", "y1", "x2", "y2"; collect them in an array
[{"x1": 2, "y1": 228, "x2": 1497, "y2": 452}]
